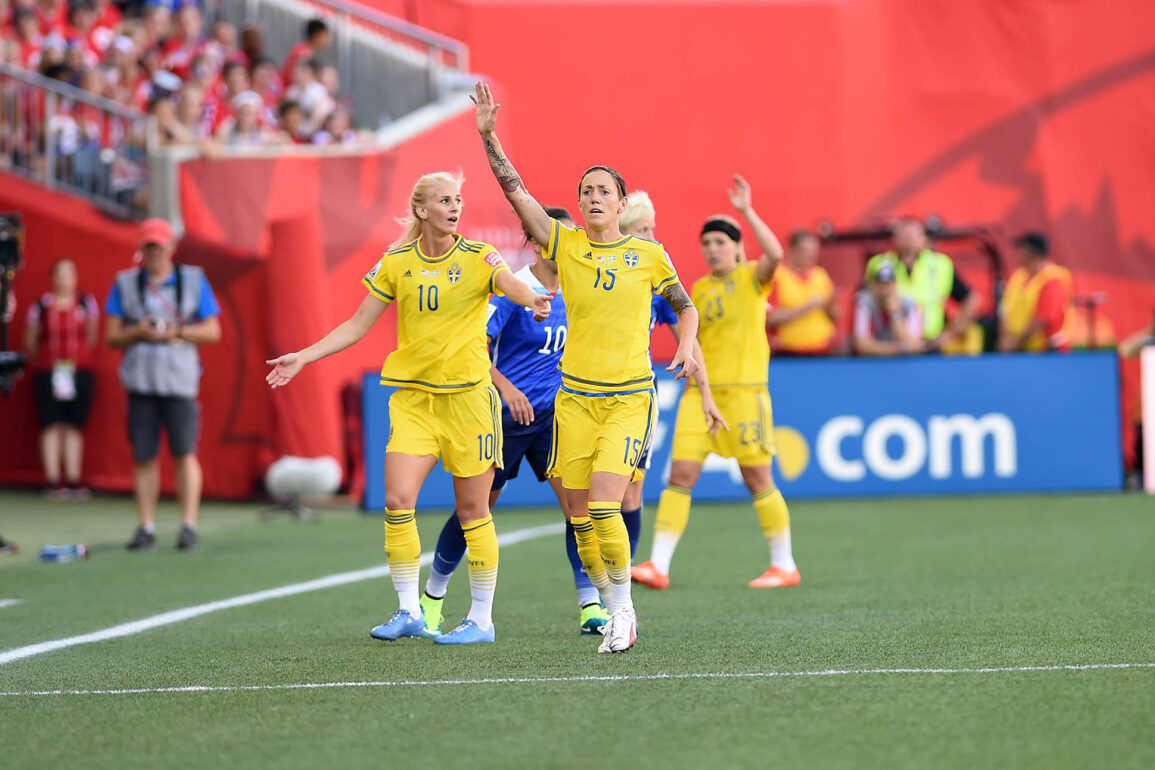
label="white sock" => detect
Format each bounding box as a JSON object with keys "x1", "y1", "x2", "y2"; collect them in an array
[
  {"x1": 769, "y1": 531, "x2": 796, "y2": 572},
  {"x1": 610, "y1": 580, "x2": 634, "y2": 614},
  {"x1": 650, "y1": 532, "x2": 679, "y2": 574},
  {"x1": 577, "y1": 586, "x2": 601, "y2": 608},
  {"x1": 391, "y1": 563, "x2": 422, "y2": 616},
  {"x1": 466, "y1": 566, "x2": 497, "y2": 631},
  {"x1": 425, "y1": 567, "x2": 453, "y2": 599},
  {"x1": 142, "y1": 523, "x2": 156, "y2": 534}
]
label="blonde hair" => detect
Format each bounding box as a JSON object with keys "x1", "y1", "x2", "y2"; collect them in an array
[
  {"x1": 390, "y1": 171, "x2": 464, "y2": 249},
  {"x1": 619, "y1": 190, "x2": 655, "y2": 234}
]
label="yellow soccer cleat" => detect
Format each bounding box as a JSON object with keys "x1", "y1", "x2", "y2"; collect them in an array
[{"x1": 747, "y1": 566, "x2": 801, "y2": 589}]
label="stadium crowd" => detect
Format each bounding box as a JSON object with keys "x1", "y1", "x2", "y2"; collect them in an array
[
  {"x1": 768, "y1": 220, "x2": 1075, "y2": 358},
  {"x1": 0, "y1": 2, "x2": 368, "y2": 195}
]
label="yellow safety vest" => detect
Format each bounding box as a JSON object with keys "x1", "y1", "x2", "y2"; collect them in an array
[
  {"x1": 1001, "y1": 262, "x2": 1072, "y2": 351},
  {"x1": 865, "y1": 250, "x2": 954, "y2": 339}
]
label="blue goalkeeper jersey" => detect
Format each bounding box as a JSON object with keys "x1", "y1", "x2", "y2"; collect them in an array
[{"x1": 487, "y1": 265, "x2": 567, "y2": 419}]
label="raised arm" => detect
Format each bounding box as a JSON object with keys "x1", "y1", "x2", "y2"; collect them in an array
[
  {"x1": 266, "y1": 293, "x2": 388, "y2": 389},
  {"x1": 728, "y1": 174, "x2": 784, "y2": 287},
  {"x1": 473, "y1": 82, "x2": 551, "y2": 247}
]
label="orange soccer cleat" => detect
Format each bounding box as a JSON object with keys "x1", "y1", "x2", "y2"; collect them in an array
[
  {"x1": 631, "y1": 561, "x2": 670, "y2": 590},
  {"x1": 747, "y1": 566, "x2": 801, "y2": 589}
]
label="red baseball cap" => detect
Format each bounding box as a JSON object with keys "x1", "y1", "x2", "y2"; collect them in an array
[{"x1": 139, "y1": 218, "x2": 174, "y2": 247}]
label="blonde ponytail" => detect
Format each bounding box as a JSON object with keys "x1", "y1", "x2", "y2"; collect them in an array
[{"x1": 390, "y1": 171, "x2": 465, "y2": 249}]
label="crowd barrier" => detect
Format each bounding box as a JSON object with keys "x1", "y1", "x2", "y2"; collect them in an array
[{"x1": 362, "y1": 352, "x2": 1123, "y2": 511}]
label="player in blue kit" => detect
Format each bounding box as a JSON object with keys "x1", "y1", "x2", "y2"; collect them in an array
[{"x1": 419, "y1": 207, "x2": 612, "y2": 637}]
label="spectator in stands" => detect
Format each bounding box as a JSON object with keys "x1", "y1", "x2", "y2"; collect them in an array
[
  {"x1": 285, "y1": 57, "x2": 332, "y2": 131},
  {"x1": 282, "y1": 17, "x2": 330, "y2": 84},
  {"x1": 208, "y1": 19, "x2": 239, "y2": 65},
  {"x1": 149, "y1": 93, "x2": 188, "y2": 146},
  {"x1": 176, "y1": 82, "x2": 213, "y2": 140},
  {"x1": 160, "y1": 4, "x2": 204, "y2": 79},
  {"x1": 998, "y1": 232, "x2": 1072, "y2": 352},
  {"x1": 36, "y1": 0, "x2": 68, "y2": 35},
  {"x1": 865, "y1": 218, "x2": 981, "y2": 352},
  {"x1": 767, "y1": 229, "x2": 839, "y2": 355},
  {"x1": 104, "y1": 218, "x2": 222, "y2": 551},
  {"x1": 852, "y1": 261, "x2": 924, "y2": 356},
  {"x1": 12, "y1": 8, "x2": 43, "y2": 68},
  {"x1": 215, "y1": 90, "x2": 277, "y2": 146},
  {"x1": 23, "y1": 258, "x2": 99, "y2": 499},
  {"x1": 35, "y1": 33, "x2": 66, "y2": 72},
  {"x1": 249, "y1": 55, "x2": 282, "y2": 108},
  {"x1": 1119, "y1": 309, "x2": 1155, "y2": 488},
  {"x1": 141, "y1": 4, "x2": 169, "y2": 50},
  {"x1": 65, "y1": 0, "x2": 102, "y2": 60},
  {"x1": 239, "y1": 23, "x2": 263, "y2": 67},
  {"x1": 312, "y1": 106, "x2": 359, "y2": 145},
  {"x1": 277, "y1": 99, "x2": 309, "y2": 144}
]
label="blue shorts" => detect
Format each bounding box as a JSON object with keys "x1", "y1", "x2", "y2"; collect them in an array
[{"x1": 492, "y1": 409, "x2": 555, "y2": 491}]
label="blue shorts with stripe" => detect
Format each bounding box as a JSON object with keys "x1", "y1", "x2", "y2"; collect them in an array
[{"x1": 492, "y1": 408, "x2": 555, "y2": 491}]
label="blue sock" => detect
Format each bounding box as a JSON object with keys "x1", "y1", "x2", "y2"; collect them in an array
[
  {"x1": 566, "y1": 520, "x2": 600, "y2": 607},
  {"x1": 425, "y1": 510, "x2": 467, "y2": 598},
  {"x1": 622, "y1": 506, "x2": 642, "y2": 561}
]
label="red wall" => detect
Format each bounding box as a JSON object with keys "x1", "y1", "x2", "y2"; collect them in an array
[{"x1": 0, "y1": 112, "x2": 528, "y2": 497}]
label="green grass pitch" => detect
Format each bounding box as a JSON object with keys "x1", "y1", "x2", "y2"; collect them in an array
[{"x1": 1, "y1": 489, "x2": 1152, "y2": 769}]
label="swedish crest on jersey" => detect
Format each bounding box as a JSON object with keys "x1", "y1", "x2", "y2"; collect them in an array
[
  {"x1": 623, "y1": 248, "x2": 640, "y2": 268},
  {"x1": 448, "y1": 263, "x2": 462, "y2": 284}
]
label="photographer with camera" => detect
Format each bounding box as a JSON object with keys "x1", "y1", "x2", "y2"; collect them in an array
[
  {"x1": 24, "y1": 258, "x2": 100, "y2": 499},
  {"x1": 105, "y1": 218, "x2": 221, "y2": 551}
]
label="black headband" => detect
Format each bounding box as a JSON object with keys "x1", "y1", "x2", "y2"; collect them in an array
[{"x1": 701, "y1": 219, "x2": 741, "y2": 242}]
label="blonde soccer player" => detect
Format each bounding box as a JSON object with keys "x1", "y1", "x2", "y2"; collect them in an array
[
  {"x1": 266, "y1": 171, "x2": 551, "y2": 645},
  {"x1": 632, "y1": 175, "x2": 801, "y2": 590},
  {"x1": 618, "y1": 191, "x2": 718, "y2": 559},
  {"x1": 472, "y1": 83, "x2": 724, "y2": 652}
]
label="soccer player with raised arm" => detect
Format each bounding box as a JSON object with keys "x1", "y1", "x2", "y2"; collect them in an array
[
  {"x1": 266, "y1": 171, "x2": 551, "y2": 645},
  {"x1": 419, "y1": 207, "x2": 613, "y2": 637},
  {"x1": 472, "y1": 83, "x2": 724, "y2": 652},
  {"x1": 633, "y1": 175, "x2": 801, "y2": 590}
]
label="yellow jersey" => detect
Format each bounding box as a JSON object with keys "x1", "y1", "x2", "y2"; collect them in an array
[
  {"x1": 362, "y1": 234, "x2": 509, "y2": 393},
  {"x1": 770, "y1": 264, "x2": 835, "y2": 352},
  {"x1": 692, "y1": 261, "x2": 771, "y2": 387},
  {"x1": 546, "y1": 218, "x2": 679, "y2": 394}
]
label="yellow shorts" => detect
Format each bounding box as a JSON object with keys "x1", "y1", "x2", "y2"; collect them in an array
[
  {"x1": 387, "y1": 385, "x2": 503, "y2": 478},
  {"x1": 671, "y1": 386, "x2": 775, "y2": 466},
  {"x1": 549, "y1": 388, "x2": 657, "y2": 489}
]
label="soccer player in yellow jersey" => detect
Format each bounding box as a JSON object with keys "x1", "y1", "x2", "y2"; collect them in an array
[
  {"x1": 633, "y1": 175, "x2": 802, "y2": 590},
  {"x1": 265, "y1": 171, "x2": 551, "y2": 645},
  {"x1": 472, "y1": 82, "x2": 724, "y2": 652}
]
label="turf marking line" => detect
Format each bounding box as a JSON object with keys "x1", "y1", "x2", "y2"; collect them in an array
[
  {"x1": 1, "y1": 663, "x2": 1152, "y2": 697},
  {"x1": 0, "y1": 599, "x2": 23, "y2": 610},
  {"x1": 0, "y1": 522, "x2": 563, "y2": 666}
]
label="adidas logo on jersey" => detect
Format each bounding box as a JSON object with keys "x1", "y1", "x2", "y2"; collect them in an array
[
  {"x1": 402, "y1": 270, "x2": 412, "y2": 277},
  {"x1": 581, "y1": 252, "x2": 593, "y2": 260}
]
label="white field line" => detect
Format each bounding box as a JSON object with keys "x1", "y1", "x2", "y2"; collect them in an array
[
  {"x1": 1, "y1": 663, "x2": 1152, "y2": 697},
  {"x1": 0, "y1": 599, "x2": 24, "y2": 610},
  {"x1": 0, "y1": 522, "x2": 563, "y2": 667}
]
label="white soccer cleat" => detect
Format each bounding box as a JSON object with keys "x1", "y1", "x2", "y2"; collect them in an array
[{"x1": 597, "y1": 608, "x2": 637, "y2": 653}]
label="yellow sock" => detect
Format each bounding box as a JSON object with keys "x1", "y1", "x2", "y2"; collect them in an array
[
  {"x1": 461, "y1": 514, "x2": 498, "y2": 629},
  {"x1": 384, "y1": 508, "x2": 421, "y2": 614},
  {"x1": 649, "y1": 485, "x2": 692, "y2": 574},
  {"x1": 569, "y1": 515, "x2": 611, "y2": 595},
  {"x1": 753, "y1": 487, "x2": 796, "y2": 572},
  {"x1": 589, "y1": 502, "x2": 630, "y2": 586}
]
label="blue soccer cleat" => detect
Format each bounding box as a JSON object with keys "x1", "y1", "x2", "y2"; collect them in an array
[
  {"x1": 579, "y1": 603, "x2": 610, "y2": 635},
  {"x1": 433, "y1": 618, "x2": 495, "y2": 645},
  {"x1": 370, "y1": 609, "x2": 427, "y2": 641}
]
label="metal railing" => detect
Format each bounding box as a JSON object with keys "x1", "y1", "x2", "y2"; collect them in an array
[
  {"x1": 220, "y1": 0, "x2": 470, "y2": 129},
  {"x1": 0, "y1": 62, "x2": 153, "y2": 219}
]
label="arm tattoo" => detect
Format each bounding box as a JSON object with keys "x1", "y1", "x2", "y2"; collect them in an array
[
  {"x1": 661, "y1": 282, "x2": 694, "y2": 314},
  {"x1": 483, "y1": 137, "x2": 522, "y2": 193}
]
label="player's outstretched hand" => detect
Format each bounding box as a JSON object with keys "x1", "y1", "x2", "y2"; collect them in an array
[
  {"x1": 701, "y1": 392, "x2": 730, "y2": 436},
  {"x1": 530, "y1": 294, "x2": 552, "y2": 322},
  {"x1": 266, "y1": 353, "x2": 305, "y2": 389},
  {"x1": 727, "y1": 173, "x2": 752, "y2": 214},
  {"x1": 472, "y1": 82, "x2": 499, "y2": 134},
  {"x1": 668, "y1": 347, "x2": 701, "y2": 382},
  {"x1": 499, "y1": 383, "x2": 534, "y2": 426}
]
